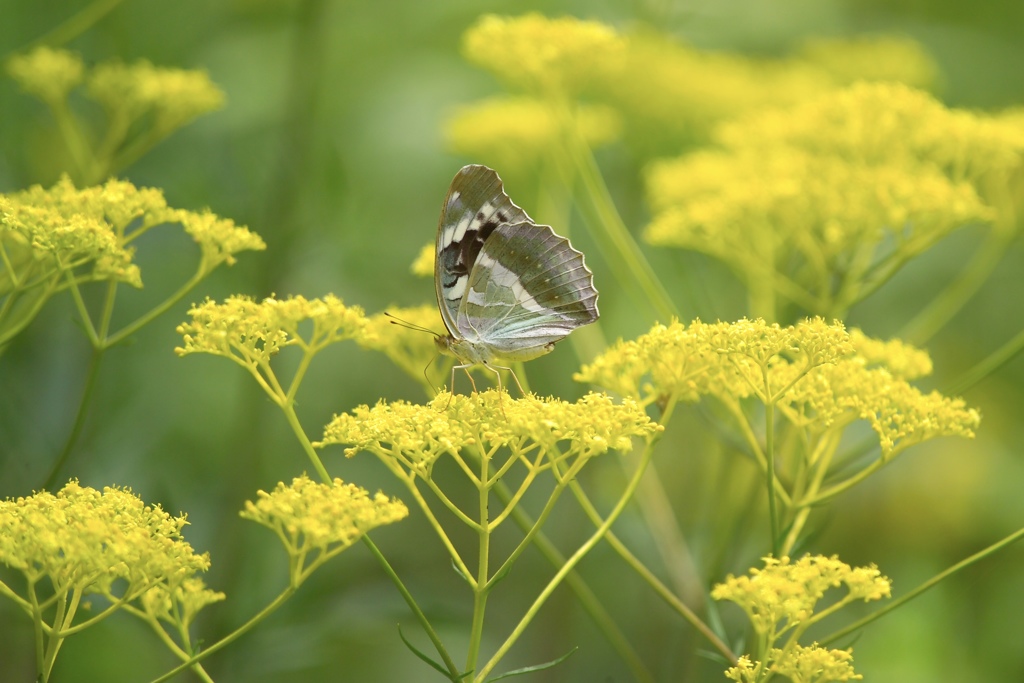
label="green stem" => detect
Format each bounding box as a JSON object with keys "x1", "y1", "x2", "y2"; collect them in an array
[
  {"x1": 493, "y1": 480, "x2": 656, "y2": 683},
  {"x1": 105, "y1": 269, "x2": 207, "y2": 347},
  {"x1": 147, "y1": 586, "x2": 297, "y2": 683},
  {"x1": 946, "y1": 326, "x2": 1024, "y2": 396},
  {"x1": 11, "y1": 0, "x2": 126, "y2": 54},
  {"x1": 560, "y1": 112, "x2": 678, "y2": 323},
  {"x1": 465, "y1": 451, "x2": 492, "y2": 676},
  {"x1": 764, "y1": 396, "x2": 780, "y2": 556},
  {"x1": 820, "y1": 525, "x2": 1024, "y2": 646},
  {"x1": 568, "y1": 480, "x2": 737, "y2": 663},
  {"x1": 280, "y1": 401, "x2": 331, "y2": 484},
  {"x1": 474, "y1": 434, "x2": 661, "y2": 682},
  {"x1": 900, "y1": 229, "x2": 1015, "y2": 346},
  {"x1": 361, "y1": 536, "x2": 462, "y2": 680}
]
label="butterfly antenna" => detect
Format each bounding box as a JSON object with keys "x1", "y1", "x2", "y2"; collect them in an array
[{"x1": 384, "y1": 311, "x2": 440, "y2": 336}]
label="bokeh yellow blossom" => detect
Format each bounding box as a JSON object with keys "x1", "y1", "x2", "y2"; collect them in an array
[
  {"x1": 0, "y1": 479, "x2": 214, "y2": 610},
  {"x1": 715, "y1": 82, "x2": 1024, "y2": 193},
  {"x1": 795, "y1": 35, "x2": 940, "y2": 91},
  {"x1": 644, "y1": 148, "x2": 994, "y2": 315},
  {"x1": 177, "y1": 294, "x2": 372, "y2": 365},
  {"x1": 357, "y1": 305, "x2": 448, "y2": 388},
  {"x1": 410, "y1": 243, "x2": 434, "y2": 277},
  {"x1": 444, "y1": 96, "x2": 620, "y2": 171},
  {"x1": 463, "y1": 14, "x2": 625, "y2": 97},
  {"x1": 87, "y1": 59, "x2": 225, "y2": 132},
  {"x1": 240, "y1": 475, "x2": 407, "y2": 564},
  {"x1": 317, "y1": 390, "x2": 659, "y2": 478},
  {"x1": 594, "y1": 31, "x2": 831, "y2": 152},
  {"x1": 6, "y1": 46, "x2": 85, "y2": 104},
  {"x1": 712, "y1": 555, "x2": 891, "y2": 634}
]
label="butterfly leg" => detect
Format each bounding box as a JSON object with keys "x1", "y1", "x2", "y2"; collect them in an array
[{"x1": 491, "y1": 365, "x2": 527, "y2": 397}]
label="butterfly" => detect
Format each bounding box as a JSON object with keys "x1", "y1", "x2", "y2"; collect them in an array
[{"x1": 433, "y1": 164, "x2": 599, "y2": 396}]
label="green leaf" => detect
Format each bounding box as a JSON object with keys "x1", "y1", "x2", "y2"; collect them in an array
[
  {"x1": 397, "y1": 625, "x2": 473, "y2": 681},
  {"x1": 485, "y1": 647, "x2": 578, "y2": 681}
]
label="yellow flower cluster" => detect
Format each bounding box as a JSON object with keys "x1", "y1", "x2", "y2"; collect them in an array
[
  {"x1": 6, "y1": 46, "x2": 84, "y2": 103},
  {"x1": 714, "y1": 555, "x2": 888, "y2": 682},
  {"x1": 86, "y1": 59, "x2": 225, "y2": 132},
  {"x1": 357, "y1": 305, "x2": 447, "y2": 385},
  {"x1": 2, "y1": 179, "x2": 142, "y2": 288},
  {"x1": 176, "y1": 294, "x2": 372, "y2": 364},
  {"x1": 726, "y1": 645, "x2": 861, "y2": 683},
  {"x1": 7, "y1": 46, "x2": 224, "y2": 135},
  {"x1": 0, "y1": 480, "x2": 217, "y2": 611},
  {"x1": 576, "y1": 318, "x2": 850, "y2": 403},
  {"x1": 173, "y1": 209, "x2": 266, "y2": 269},
  {"x1": 712, "y1": 555, "x2": 891, "y2": 633},
  {"x1": 317, "y1": 390, "x2": 659, "y2": 477},
  {"x1": 645, "y1": 149, "x2": 993, "y2": 313},
  {"x1": 240, "y1": 475, "x2": 408, "y2": 556},
  {"x1": 2, "y1": 176, "x2": 264, "y2": 291},
  {"x1": 576, "y1": 318, "x2": 979, "y2": 456},
  {"x1": 462, "y1": 13, "x2": 625, "y2": 96},
  {"x1": 444, "y1": 96, "x2": 621, "y2": 171},
  {"x1": 644, "y1": 83, "x2": 1019, "y2": 312},
  {"x1": 140, "y1": 576, "x2": 226, "y2": 630}
]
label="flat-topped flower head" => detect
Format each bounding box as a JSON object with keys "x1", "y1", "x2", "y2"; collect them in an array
[
  {"x1": 6, "y1": 46, "x2": 85, "y2": 103},
  {"x1": 463, "y1": 14, "x2": 625, "y2": 97},
  {"x1": 240, "y1": 475, "x2": 407, "y2": 557},
  {"x1": 577, "y1": 318, "x2": 979, "y2": 458},
  {"x1": 444, "y1": 96, "x2": 621, "y2": 171},
  {"x1": 173, "y1": 209, "x2": 266, "y2": 270},
  {"x1": 317, "y1": 391, "x2": 659, "y2": 479},
  {"x1": 176, "y1": 294, "x2": 372, "y2": 364},
  {"x1": 576, "y1": 318, "x2": 850, "y2": 404},
  {"x1": 0, "y1": 480, "x2": 212, "y2": 603},
  {"x1": 712, "y1": 555, "x2": 891, "y2": 634}
]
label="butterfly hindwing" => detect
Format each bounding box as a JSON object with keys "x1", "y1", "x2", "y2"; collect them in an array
[
  {"x1": 435, "y1": 165, "x2": 531, "y2": 336},
  {"x1": 458, "y1": 221, "x2": 599, "y2": 359}
]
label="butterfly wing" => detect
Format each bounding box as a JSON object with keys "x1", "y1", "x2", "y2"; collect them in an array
[
  {"x1": 457, "y1": 221, "x2": 599, "y2": 360},
  {"x1": 435, "y1": 165, "x2": 532, "y2": 338}
]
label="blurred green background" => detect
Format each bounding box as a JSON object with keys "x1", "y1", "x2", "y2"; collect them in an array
[{"x1": 2, "y1": 0, "x2": 1023, "y2": 681}]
